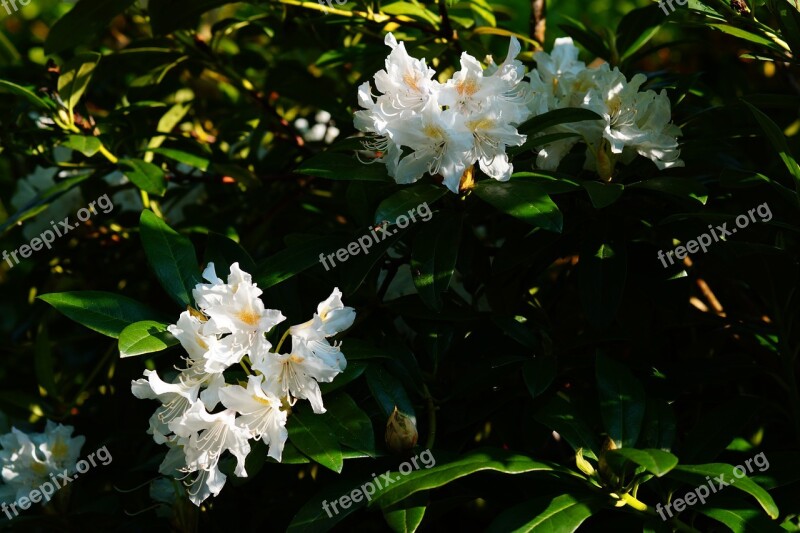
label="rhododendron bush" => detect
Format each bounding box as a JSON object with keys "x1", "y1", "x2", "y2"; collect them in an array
[{"x1": 0, "y1": 0, "x2": 799, "y2": 530}]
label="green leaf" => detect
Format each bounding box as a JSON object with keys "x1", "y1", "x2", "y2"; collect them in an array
[
  {"x1": 596, "y1": 354, "x2": 645, "y2": 448},
  {"x1": 118, "y1": 320, "x2": 179, "y2": 358},
  {"x1": 148, "y1": 0, "x2": 231, "y2": 35},
  {"x1": 375, "y1": 184, "x2": 447, "y2": 225},
  {"x1": 559, "y1": 19, "x2": 610, "y2": 61},
  {"x1": 296, "y1": 152, "x2": 392, "y2": 182},
  {"x1": 61, "y1": 135, "x2": 102, "y2": 157},
  {"x1": 582, "y1": 181, "x2": 624, "y2": 209},
  {"x1": 616, "y1": 4, "x2": 664, "y2": 61},
  {"x1": 139, "y1": 209, "x2": 201, "y2": 308},
  {"x1": 0, "y1": 80, "x2": 52, "y2": 110},
  {"x1": 630, "y1": 177, "x2": 708, "y2": 204},
  {"x1": 671, "y1": 464, "x2": 780, "y2": 519},
  {"x1": 39, "y1": 291, "x2": 159, "y2": 338},
  {"x1": 383, "y1": 492, "x2": 428, "y2": 533},
  {"x1": 606, "y1": 448, "x2": 679, "y2": 477},
  {"x1": 287, "y1": 477, "x2": 369, "y2": 533},
  {"x1": 517, "y1": 107, "x2": 603, "y2": 136},
  {"x1": 523, "y1": 356, "x2": 556, "y2": 400},
  {"x1": 579, "y1": 239, "x2": 627, "y2": 329},
  {"x1": 47, "y1": 0, "x2": 136, "y2": 54},
  {"x1": 320, "y1": 393, "x2": 376, "y2": 457},
  {"x1": 203, "y1": 232, "x2": 257, "y2": 275},
  {"x1": 149, "y1": 147, "x2": 210, "y2": 172},
  {"x1": 366, "y1": 365, "x2": 417, "y2": 422},
  {"x1": 254, "y1": 235, "x2": 349, "y2": 290},
  {"x1": 697, "y1": 498, "x2": 786, "y2": 533},
  {"x1": 487, "y1": 493, "x2": 602, "y2": 533},
  {"x1": 369, "y1": 448, "x2": 572, "y2": 509},
  {"x1": 533, "y1": 394, "x2": 600, "y2": 460},
  {"x1": 120, "y1": 159, "x2": 167, "y2": 196},
  {"x1": 640, "y1": 398, "x2": 677, "y2": 451},
  {"x1": 474, "y1": 180, "x2": 562, "y2": 232},
  {"x1": 57, "y1": 52, "x2": 102, "y2": 117},
  {"x1": 287, "y1": 408, "x2": 344, "y2": 473},
  {"x1": 411, "y1": 213, "x2": 462, "y2": 311},
  {"x1": 707, "y1": 23, "x2": 784, "y2": 51},
  {"x1": 743, "y1": 100, "x2": 800, "y2": 194}
]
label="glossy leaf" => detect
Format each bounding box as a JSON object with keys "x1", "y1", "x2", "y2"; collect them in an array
[
  {"x1": 118, "y1": 320, "x2": 179, "y2": 358},
  {"x1": 39, "y1": 291, "x2": 159, "y2": 338},
  {"x1": 139, "y1": 209, "x2": 201, "y2": 308}
]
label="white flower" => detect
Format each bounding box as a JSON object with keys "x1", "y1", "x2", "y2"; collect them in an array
[
  {"x1": 192, "y1": 262, "x2": 285, "y2": 370},
  {"x1": 465, "y1": 111, "x2": 527, "y2": 181},
  {"x1": 0, "y1": 423, "x2": 85, "y2": 504},
  {"x1": 132, "y1": 369, "x2": 201, "y2": 443},
  {"x1": 389, "y1": 101, "x2": 473, "y2": 192},
  {"x1": 530, "y1": 39, "x2": 683, "y2": 177},
  {"x1": 218, "y1": 375, "x2": 288, "y2": 461},
  {"x1": 374, "y1": 33, "x2": 440, "y2": 115},
  {"x1": 290, "y1": 288, "x2": 355, "y2": 341},
  {"x1": 168, "y1": 401, "x2": 251, "y2": 479},
  {"x1": 253, "y1": 337, "x2": 344, "y2": 414},
  {"x1": 34, "y1": 421, "x2": 85, "y2": 475}
]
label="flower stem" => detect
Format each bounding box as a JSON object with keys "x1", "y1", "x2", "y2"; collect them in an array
[{"x1": 275, "y1": 328, "x2": 292, "y2": 353}]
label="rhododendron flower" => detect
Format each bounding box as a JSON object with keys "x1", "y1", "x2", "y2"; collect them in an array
[{"x1": 131, "y1": 266, "x2": 355, "y2": 505}]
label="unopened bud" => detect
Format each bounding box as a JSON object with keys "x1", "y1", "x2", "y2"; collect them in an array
[
  {"x1": 575, "y1": 448, "x2": 595, "y2": 477},
  {"x1": 597, "y1": 436, "x2": 619, "y2": 487},
  {"x1": 385, "y1": 407, "x2": 418, "y2": 454}
]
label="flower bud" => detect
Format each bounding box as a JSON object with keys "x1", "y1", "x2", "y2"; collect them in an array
[
  {"x1": 385, "y1": 407, "x2": 418, "y2": 454},
  {"x1": 597, "y1": 436, "x2": 619, "y2": 487},
  {"x1": 575, "y1": 448, "x2": 595, "y2": 477}
]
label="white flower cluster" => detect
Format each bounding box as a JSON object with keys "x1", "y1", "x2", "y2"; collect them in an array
[
  {"x1": 131, "y1": 263, "x2": 355, "y2": 506},
  {"x1": 0, "y1": 422, "x2": 85, "y2": 504},
  {"x1": 529, "y1": 37, "x2": 684, "y2": 179},
  {"x1": 355, "y1": 33, "x2": 533, "y2": 193},
  {"x1": 355, "y1": 34, "x2": 683, "y2": 188}
]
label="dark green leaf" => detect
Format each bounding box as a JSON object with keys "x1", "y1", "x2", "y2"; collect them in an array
[
  {"x1": 596, "y1": 354, "x2": 645, "y2": 448},
  {"x1": 139, "y1": 209, "x2": 201, "y2": 308},
  {"x1": 39, "y1": 291, "x2": 159, "y2": 338},
  {"x1": 46, "y1": 0, "x2": 135, "y2": 54},
  {"x1": 411, "y1": 213, "x2": 462, "y2": 311},
  {"x1": 287, "y1": 408, "x2": 344, "y2": 473},
  {"x1": 487, "y1": 493, "x2": 602, "y2": 532},
  {"x1": 297, "y1": 152, "x2": 392, "y2": 182},
  {"x1": 474, "y1": 180, "x2": 563, "y2": 232},
  {"x1": 120, "y1": 159, "x2": 167, "y2": 196},
  {"x1": 671, "y1": 464, "x2": 779, "y2": 519}
]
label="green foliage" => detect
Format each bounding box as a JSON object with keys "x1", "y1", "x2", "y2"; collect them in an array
[{"x1": 1, "y1": 0, "x2": 799, "y2": 530}]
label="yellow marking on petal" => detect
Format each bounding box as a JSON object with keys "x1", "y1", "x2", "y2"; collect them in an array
[
  {"x1": 254, "y1": 395, "x2": 271, "y2": 407},
  {"x1": 403, "y1": 72, "x2": 419, "y2": 91},
  {"x1": 237, "y1": 309, "x2": 260, "y2": 326},
  {"x1": 290, "y1": 354, "x2": 305, "y2": 363},
  {"x1": 467, "y1": 118, "x2": 494, "y2": 132},
  {"x1": 458, "y1": 78, "x2": 479, "y2": 96},
  {"x1": 51, "y1": 438, "x2": 69, "y2": 459},
  {"x1": 423, "y1": 124, "x2": 444, "y2": 139}
]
